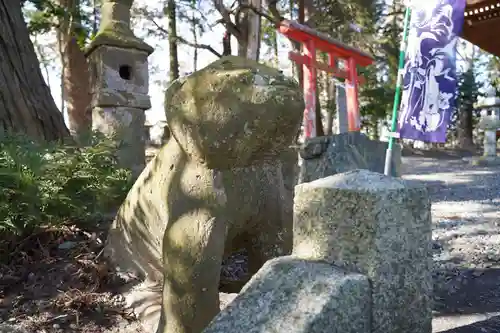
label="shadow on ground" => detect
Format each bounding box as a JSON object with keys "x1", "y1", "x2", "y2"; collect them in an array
[
  {"x1": 433, "y1": 267, "x2": 500, "y2": 333},
  {"x1": 402, "y1": 158, "x2": 500, "y2": 205},
  {"x1": 434, "y1": 267, "x2": 500, "y2": 314},
  {"x1": 400, "y1": 151, "x2": 500, "y2": 332}
]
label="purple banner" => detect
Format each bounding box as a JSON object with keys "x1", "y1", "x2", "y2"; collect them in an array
[{"x1": 398, "y1": 0, "x2": 466, "y2": 143}]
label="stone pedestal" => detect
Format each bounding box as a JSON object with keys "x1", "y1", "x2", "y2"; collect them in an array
[
  {"x1": 477, "y1": 90, "x2": 500, "y2": 158},
  {"x1": 293, "y1": 169, "x2": 432, "y2": 333},
  {"x1": 85, "y1": 0, "x2": 154, "y2": 179},
  {"x1": 477, "y1": 113, "x2": 500, "y2": 159},
  {"x1": 298, "y1": 133, "x2": 402, "y2": 184},
  {"x1": 484, "y1": 129, "x2": 497, "y2": 157},
  {"x1": 203, "y1": 257, "x2": 370, "y2": 333},
  {"x1": 335, "y1": 84, "x2": 348, "y2": 134}
]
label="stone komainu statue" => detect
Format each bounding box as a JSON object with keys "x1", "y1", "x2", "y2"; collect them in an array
[{"x1": 105, "y1": 56, "x2": 304, "y2": 333}]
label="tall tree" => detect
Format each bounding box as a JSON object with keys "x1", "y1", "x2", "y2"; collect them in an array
[
  {"x1": 455, "y1": 43, "x2": 481, "y2": 149},
  {"x1": 57, "y1": 0, "x2": 92, "y2": 138},
  {"x1": 166, "y1": 0, "x2": 180, "y2": 82},
  {"x1": 187, "y1": 0, "x2": 201, "y2": 70},
  {"x1": 241, "y1": 0, "x2": 262, "y2": 60},
  {"x1": 139, "y1": 1, "x2": 222, "y2": 64},
  {"x1": 213, "y1": 0, "x2": 265, "y2": 61},
  {"x1": 0, "y1": 0, "x2": 69, "y2": 141},
  {"x1": 487, "y1": 55, "x2": 500, "y2": 96}
]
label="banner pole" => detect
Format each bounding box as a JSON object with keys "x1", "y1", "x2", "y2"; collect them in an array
[{"x1": 384, "y1": 5, "x2": 412, "y2": 176}]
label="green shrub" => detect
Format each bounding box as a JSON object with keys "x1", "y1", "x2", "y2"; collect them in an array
[{"x1": 0, "y1": 132, "x2": 134, "y2": 236}]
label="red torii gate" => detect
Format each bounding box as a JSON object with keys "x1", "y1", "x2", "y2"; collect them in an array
[{"x1": 277, "y1": 20, "x2": 375, "y2": 138}]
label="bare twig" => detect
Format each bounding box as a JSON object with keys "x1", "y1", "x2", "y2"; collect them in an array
[
  {"x1": 94, "y1": 247, "x2": 105, "y2": 260},
  {"x1": 149, "y1": 19, "x2": 222, "y2": 58},
  {"x1": 176, "y1": 2, "x2": 213, "y2": 23}
]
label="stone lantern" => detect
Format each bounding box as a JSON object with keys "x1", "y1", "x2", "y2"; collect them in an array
[
  {"x1": 477, "y1": 87, "x2": 500, "y2": 158},
  {"x1": 85, "y1": 0, "x2": 154, "y2": 179}
]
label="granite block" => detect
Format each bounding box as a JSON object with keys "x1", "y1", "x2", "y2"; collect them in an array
[
  {"x1": 293, "y1": 169, "x2": 432, "y2": 333},
  {"x1": 298, "y1": 132, "x2": 401, "y2": 183},
  {"x1": 203, "y1": 256, "x2": 371, "y2": 333}
]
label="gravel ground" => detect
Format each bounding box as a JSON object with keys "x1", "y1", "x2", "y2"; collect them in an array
[{"x1": 402, "y1": 154, "x2": 500, "y2": 332}]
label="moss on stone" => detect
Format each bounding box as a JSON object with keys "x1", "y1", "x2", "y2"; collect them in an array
[
  {"x1": 165, "y1": 56, "x2": 303, "y2": 169},
  {"x1": 85, "y1": 24, "x2": 153, "y2": 56}
]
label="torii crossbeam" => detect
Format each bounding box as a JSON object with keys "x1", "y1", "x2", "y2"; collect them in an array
[{"x1": 277, "y1": 20, "x2": 375, "y2": 138}]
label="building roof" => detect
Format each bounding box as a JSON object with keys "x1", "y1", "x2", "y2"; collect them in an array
[{"x1": 462, "y1": 0, "x2": 500, "y2": 56}]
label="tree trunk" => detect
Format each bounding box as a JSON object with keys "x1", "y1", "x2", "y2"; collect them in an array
[
  {"x1": 457, "y1": 98, "x2": 474, "y2": 149},
  {"x1": 57, "y1": 0, "x2": 92, "y2": 138},
  {"x1": 237, "y1": 0, "x2": 262, "y2": 60},
  {"x1": 288, "y1": 0, "x2": 295, "y2": 79},
  {"x1": 371, "y1": 119, "x2": 379, "y2": 140},
  {"x1": 0, "y1": 0, "x2": 69, "y2": 141},
  {"x1": 295, "y1": 0, "x2": 305, "y2": 88},
  {"x1": 212, "y1": 0, "x2": 260, "y2": 60},
  {"x1": 273, "y1": 30, "x2": 279, "y2": 66},
  {"x1": 167, "y1": 0, "x2": 180, "y2": 82},
  {"x1": 457, "y1": 46, "x2": 476, "y2": 149},
  {"x1": 222, "y1": 30, "x2": 232, "y2": 56},
  {"x1": 190, "y1": 10, "x2": 198, "y2": 71},
  {"x1": 246, "y1": 0, "x2": 261, "y2": 60},
  {"x1": 299, "y1": 0, "x2": 324, "y2": 136}
]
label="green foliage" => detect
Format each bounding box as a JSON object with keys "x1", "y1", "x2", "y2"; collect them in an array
[
  {"x1": 487, "y1": 56, "x2": 500, "y2": 96},
  {"x1": 24, "y1": 0, "x2": 99, "y2": 49},
  {"x1": 457, "y1": 68, "x2": 482, "y2": 112},
  {"x1": 448, "y1": 65, "x2": 483, "y2": 134},
  {"x1": 0, "y1": 133, "x2": 133, "y2": 236}
]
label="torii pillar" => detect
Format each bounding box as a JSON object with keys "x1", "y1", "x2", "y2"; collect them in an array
[{"x1": 278, "y1": 20, "x2": 374, "y2": 138}]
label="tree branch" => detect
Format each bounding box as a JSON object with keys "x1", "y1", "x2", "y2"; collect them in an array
[
  {"x1": 265, "y1": 0, "x2": 283, "y2": 22},
  {"x1": 235, "y1": 2, "x2": 282, "y2": 24},
  {"x1": 212, "y1": 0, "x2": 242, "y2": 39},
  {"x1": 150, "y1": 19, "x2": 222, "y2": 58}
]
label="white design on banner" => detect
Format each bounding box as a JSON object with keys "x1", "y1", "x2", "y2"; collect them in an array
[{"x1": 398, "y1": 0, "x2": 461, "y2": 137}]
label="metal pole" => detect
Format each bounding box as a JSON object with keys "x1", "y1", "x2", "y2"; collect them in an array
[{"x1": 384, "y1": 6, "x2": 412, "y2": 176}]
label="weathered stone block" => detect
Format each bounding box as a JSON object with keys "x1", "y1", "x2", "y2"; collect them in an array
[
  {"x1": 293, "y1": 169, "x2": 432, "y2": 333},
  {"x1": 165, "y1": 55, "x2": 304, "y2": 170},
  {"x1": 87, "y1": 46, "x2": 151, "y2": 109},
  {"x1": 85, "y1": 0, "x2": 153, "y2": 180},
  {"x1": 298, "y1": 133, "x2": 401, "y2": 183},
  {"x1": 105, "y1": 139, "x2": 296, "y2": 284},
  {"x1": 105, "y1": 139, "x2": 298, "y2": 333},
  {"x1": 92, "y1": 106, "x2": 146, "y2": 177},
  {"x1": 106, "y1": 56, "x2": 303, "y2": 333},
  {"x1": 203, "y1": 256, "x2": 371, "y2": 333}
]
